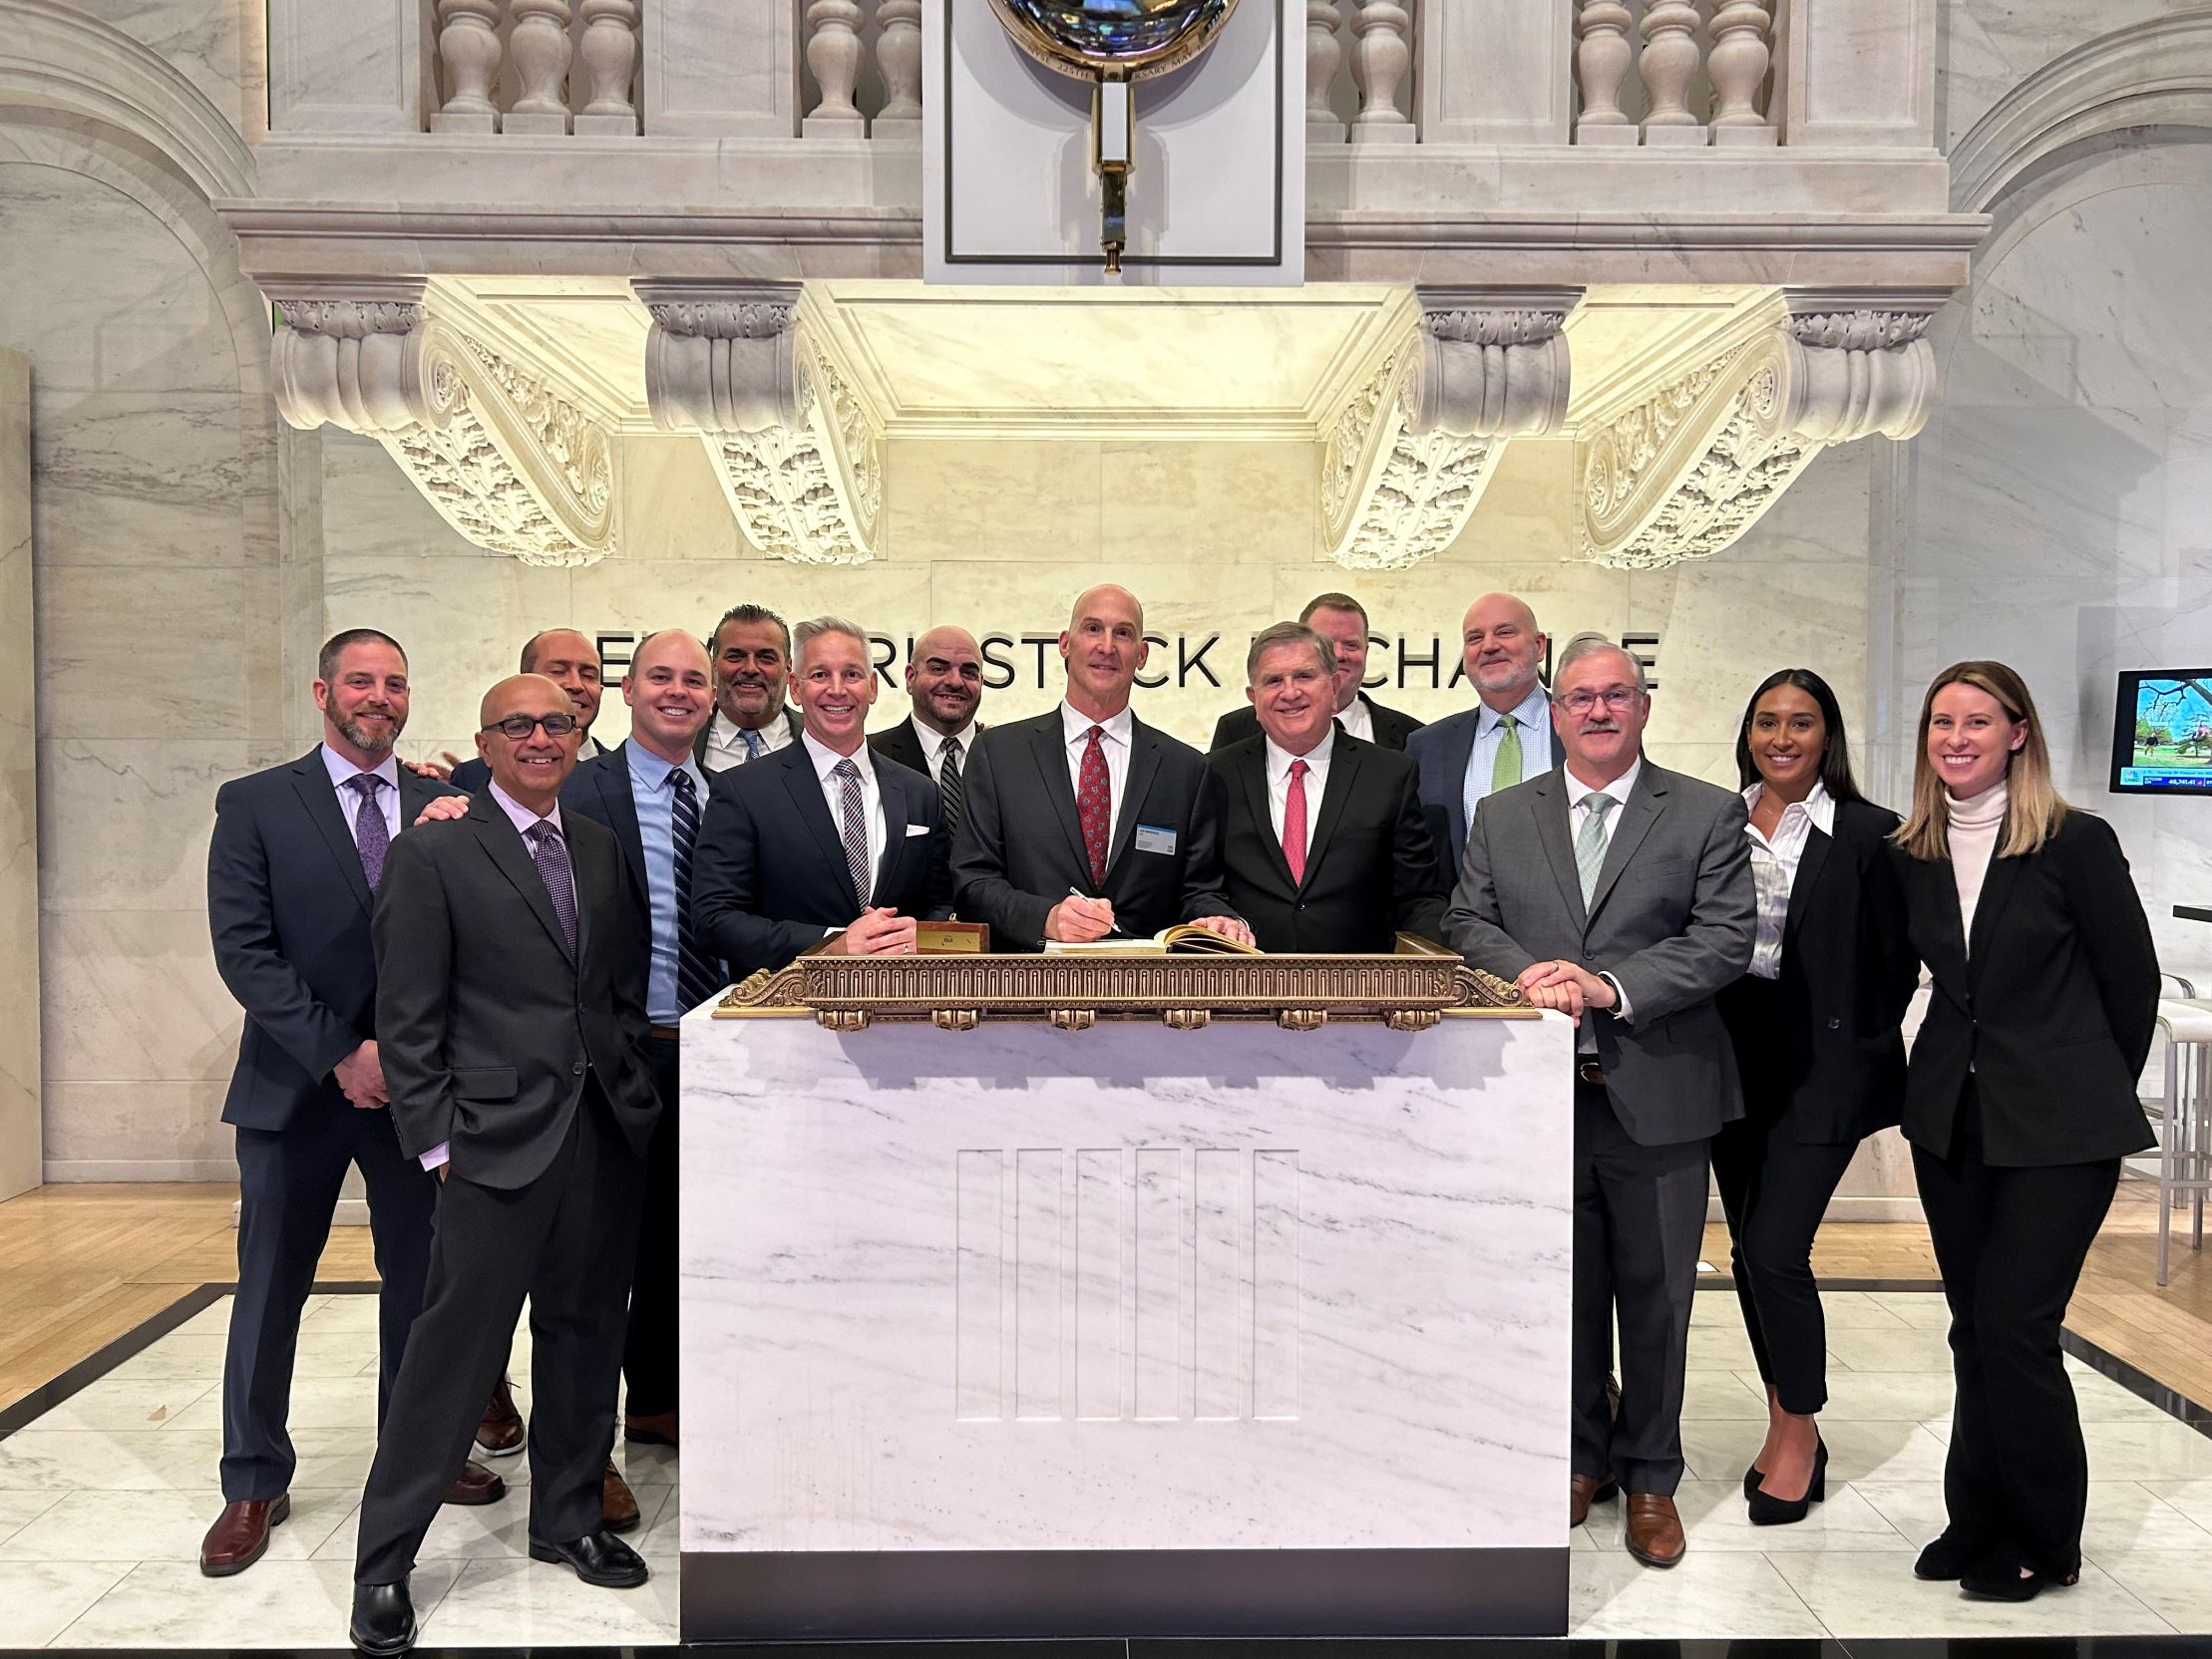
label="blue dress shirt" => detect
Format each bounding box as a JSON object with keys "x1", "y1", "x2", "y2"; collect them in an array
[{"x1": 626, "y1": 741, "x2": 707, "y2": 1025}]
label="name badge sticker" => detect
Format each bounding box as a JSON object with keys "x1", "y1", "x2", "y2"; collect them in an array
[{"x1": 1133, "y1": 825, "x2": 1177, "y2": 855}]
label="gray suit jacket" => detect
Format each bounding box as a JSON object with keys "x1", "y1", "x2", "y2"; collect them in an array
[{"x1": 1442, "y1": 760, "x2": 1755, "y2": 1147}]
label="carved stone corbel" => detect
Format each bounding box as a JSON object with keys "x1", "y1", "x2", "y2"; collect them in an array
[
  {"x1": 1320, "y1": 288, "x2": 1577, "y2": 570},
  {"x1": 638, "y1": 282, "x2": 882, "y2": 565},
  {"x1": 1576, "y1": 301, "x2": 1938, "y2": 569},
  {"x1": 267, "y1": 281, "x2": 617, "y2": 567}
]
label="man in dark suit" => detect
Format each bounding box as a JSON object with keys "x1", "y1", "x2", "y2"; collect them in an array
[
  {"x1": 200, "y1": 629, "x2": 502, "y2": 1579},
  {"x1": 953, "y1": 584, "x2": 1250, "y2": 949},
  {"x1": 448, "y1": 629, "x2": 605, "y2": 791},
  {"x1": 870, "y1": 624, "x2": 982, "y2": 837},
  {"x1": 1409, "y1": 591, "x2": 1565, "y2": 867},
  {"x1": 1209, "y1": 621, "x2": 1448, "y2": 953},
  {"x1": 696, "y1": 602, "x2": 803, "y2": 773},
  {"x1": 1443, "y1": 633, "x2": 1754, "y2": 1570},
  {"x1": 1210, "y1": 591, "x2": 1423, "y2": 753},
  {"x1": 349, "y1": 673, "x2": 660, "y2": 1656},
  {"x1": 693, "y1": 616, "x2": 954, "y2": 977}
]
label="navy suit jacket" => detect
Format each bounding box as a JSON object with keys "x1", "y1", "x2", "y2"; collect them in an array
[
  {"x1": 561, "y1": 738, "x2": 730, "y2": 1001},
  {"x1": 1408, "y1": 702, "x2": 1565, "y2": 869},
  {"x1": 207, "y1": 749, "x2": 465, "y2": 1132},
  {"x1": 690, "y1": 741, "x2": 955, "y2": 978}
]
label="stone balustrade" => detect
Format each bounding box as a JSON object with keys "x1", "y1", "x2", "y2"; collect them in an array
[
  {"x1": 1573, "y1": 0, "x2": 1778, "y2": 148},
  {"x1": 427, "y1": 0, "x2": 640, "y2": 135}
]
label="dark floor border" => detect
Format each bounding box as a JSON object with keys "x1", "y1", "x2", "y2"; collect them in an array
[{"x1": 0, "y1": 1279, "x2": 379, "y2": 1441}]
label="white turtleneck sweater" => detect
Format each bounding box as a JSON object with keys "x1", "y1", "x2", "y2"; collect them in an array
[{"x1": 1947, "y1": 779, "x2": 2009, "y2": 953}]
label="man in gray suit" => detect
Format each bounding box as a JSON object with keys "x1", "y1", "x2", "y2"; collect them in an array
[{"x1": 1443, "y1": 633, "x2": 1753, "y2": 1569}]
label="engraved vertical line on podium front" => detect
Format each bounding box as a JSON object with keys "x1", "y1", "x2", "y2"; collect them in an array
[
  {"x1": 1253, "y1": 1150, "x2": 1301, "y2": 1420},
  {"x1": 1014, "y1": 1149, "x2": 1063, "y2": 1419},
  {"x1": 1193, "y1": 1148, "x2": 1243, "y2": 1419},
  {"x1": 1074, "y1": 1149, "x2": 1122, "y2": 1419},
  {"x1": 1132, "y1": 1147, "x2": 1182, "y2": 1420},
  {"x1": 954, "y1": 1149, "x2": 1003, "y2": 1421}
]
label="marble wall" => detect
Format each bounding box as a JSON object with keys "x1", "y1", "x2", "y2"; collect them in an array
[{"x1": 0, "y1": 347, "x2": 37, "y2": 1199}]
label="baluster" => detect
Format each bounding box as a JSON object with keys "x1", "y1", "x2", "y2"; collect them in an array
[
  {"x1": 1707, "y1": 0, "x2": 1777, "y2": 146},
  {"x1": 803, "y1": 0, "x2": 866, "y2": 137},
  {"x1": 1347, "y1": 0, "x2": 1414, "y2": 145},
  {"x1": 1306, "y1": 0, "x2": 1346, "y2": 142},
  {"x1": 429, "y1": 0, "x2": 503, "y2": 134},
  {"x1": 1572, "y1": 0, "x2": 1637, "y2": 146},
  {"x1": 505, "y1": 0, "x2": 574, "y2": 135},
  {"x1": 876, "y1": 0, "x2": 923, "y2": 135},
  {"x1": 1639, "y1": 0, "x2": 1707, "y2": 146},
  {"x1": 574, "y1": 0, "x2": 639, "y2": 135}
]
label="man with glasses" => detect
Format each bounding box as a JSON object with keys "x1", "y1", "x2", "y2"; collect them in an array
[
  {"x1": 349, "y1": 674, "x2": 662, "y2": 1656},
  {"x1": 1442, "y1": 633, "x2": 1754, "y2": 1571}
]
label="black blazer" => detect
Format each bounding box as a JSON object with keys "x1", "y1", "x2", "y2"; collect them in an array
[
  {"x1": 1210, "y1": 692, "x2": 1424, "y2": 755},
  {"x1": 690, "y1": 741, "x2": 954, "y2": 978},
  {"x1": 691, "y1": 707, "x2": 803, "y2": 772},
  {"x1": 372, "y1": 791, "x2": 658, "y2": 1189},
  {"x1": 1207, "y1": 730, "x2": 1448, "y2": 952},
  {"x1": 1892, "y1": 811, "x2": 2159, "y2": 1166},
  {"x1": 869, "y1": 718, "x2": 975, "y2": 781},
  {"x1": 207, "y1": 751, "x2": 464, "y2": 1133},
  {"x1": 1408, "y1": 702, "x2": 1566, "y2": 866},
  {"x1": 1717, "y1": 796, "x2": 1918, "y2": 1144},
  {"x1": 952, "y1": 708, "x2": 1240, "y2": 948},
  {"x1": 451, "y1": 733, "x2": 602, "y2": 795}
]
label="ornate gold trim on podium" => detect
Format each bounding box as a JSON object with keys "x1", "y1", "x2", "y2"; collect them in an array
[{"x1": 712, "y1": 950, "x2": 1529, "y2": 1031}]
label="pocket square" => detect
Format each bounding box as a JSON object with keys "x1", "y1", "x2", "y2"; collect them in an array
[{"x1": 905, "y1": 824, "x2": 930, "y2": 837}]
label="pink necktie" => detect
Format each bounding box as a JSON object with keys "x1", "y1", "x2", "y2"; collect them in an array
[{"x1": 1284, "y1": 759, "x2": 1309, "y2": 885}]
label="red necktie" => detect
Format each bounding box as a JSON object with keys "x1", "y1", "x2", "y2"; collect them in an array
[
  {"x1": 1284, "y1": 758, "x2": 1309, "y2": 885},
  {"x1": 1077, "y1": 725, "x2": 1110, "y2": 887}
]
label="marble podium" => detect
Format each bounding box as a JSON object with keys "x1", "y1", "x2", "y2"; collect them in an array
[{"x1": 679, "y1": 1005, "x2": 1575, "y2": 1638}]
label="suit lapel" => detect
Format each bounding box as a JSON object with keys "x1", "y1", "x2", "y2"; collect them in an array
[
  {"x1": 777, "y1": 746, "x2": 862, "y2": 912},
  {"x1": 1441, "y1": 713, "x2": 1477, "y2": 854},
  {"x1": 290, "y1": 752, "x2": 374, "y2": 914},
  {"x1": 595, "y1": 743, "x2": 651, "y2": 912},
  {"x1": 470, "y1": 794, "x2": 573, "y2": 962},
  {"x1": 1108, "y1": 720, "x2": 1166, "y2": 876},
  {"x1": 1300, "y1": 731, "x2": 1357, "y2": 890},
  {"x1": 1586, "y1": 767, "x2": 1666, "y2": 925},
  {"x1": 1237, "y1": 744, "x2": 1295, "y2": 891},
  {"x1": 875, "y1": 765, "x2": 914, "y2": 905},
  {"x1": 1531, "y1": 772, "x2": 1588, "y2": 930},
  {"x1": 1782, "y1": 821, "x2": 1833, "y2": 942},
  {"x1": 1030, "y1": 718, "x2": 1094, "y2": 884},
  {"x1": 1966, "y1": 850, "x2": 2023, "y2": 985}
]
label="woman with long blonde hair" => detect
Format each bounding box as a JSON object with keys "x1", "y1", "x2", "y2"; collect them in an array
[{"x1": 1891, "y1": 661, "x2": 2158, "y2": 1600}]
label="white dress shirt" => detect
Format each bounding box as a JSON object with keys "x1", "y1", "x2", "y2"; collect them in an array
[
  {"x1": 803, "y1": 730, "x2": 887, "y2": 915},
  {"x1": 1060, "y1": 700, "x2": 1134, "y2": 845},
  {"x1": 1264, "y1": 735, "x2": 1333, "y2": 867},
  {"x1": 1334, "y1": 697, "x2": 1373, "y2": 745},
  {"x1": 1741, "y1": 780, "x2": 1834, "y2": 980},
  {"x1": 1565, "y1": 757, "x2": 1643, "y2": 1037},
  {"x1": 319, "y1": 745, "x2": 402, "y2": 845},
  {"x1": 702, "y1": 708, "x2": 795, "y2": 773},
  {"x1": 913, "y1": 713, "x2": 976, "y2": 781}
]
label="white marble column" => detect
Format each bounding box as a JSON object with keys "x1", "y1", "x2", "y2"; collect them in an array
[{"x1": 0, "y1": 348, "x2": 40, "y2": 1200}]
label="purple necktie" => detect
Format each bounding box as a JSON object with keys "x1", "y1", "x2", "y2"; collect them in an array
[
  {"x1": 526, "y1": 821, "x2": 578, "y2": 957},
  {"x1": 346, "y1": 775, "x2": 389, "y2": 890}
]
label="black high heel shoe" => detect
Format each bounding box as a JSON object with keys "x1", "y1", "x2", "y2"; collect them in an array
[
  {"x1": 1746, "y1": 1436, "x2": 1826, "y2": 1526},
  {"x1": 1960, "y1": 1555, "x2": 2077, "y2": 1600},
  {"x1": 1741, "y1": 1463, "x2": 1763, "y2": 1499},
  {"x1": 1915, "y1": 1527, "x2": 1985, "y2": 1581}
]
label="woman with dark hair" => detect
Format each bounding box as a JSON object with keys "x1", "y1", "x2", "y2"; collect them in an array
[
  {"x1": 1892, "y1": 661, "x2": 2157, "y2": 1599},
  {"x1": 1716, "y1": 669, "x2": 1917, "y2": 1524}
]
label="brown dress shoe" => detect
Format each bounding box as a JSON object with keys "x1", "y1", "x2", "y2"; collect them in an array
[
  {"x1": 1569, "y1": 1473, "x2": 1619, "y2": 1527},
  {"x1": 623, "y1": 1409, "x2": 678, "y2": 1449},
  {"x1": 443, "y1": 1458, "x2": 507, "y2": 1506},
  {"x1": 198, "y1": 1493, "x2": 289, "y2": 1576},
  {"x1": 602, "y1": 1460, "x2": 641, "y2": 1533},
  {"x1": 476, "y1": 1379, "x2": 525, "y2": 1458},
  {"x1": 1625, "y1": 1493, "x2": 1686, "y2": 1567}
]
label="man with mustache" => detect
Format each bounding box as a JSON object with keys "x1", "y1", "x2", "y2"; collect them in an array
[
  {"x1": 200, "y1": 630, "x2": 503, "y2": 1580},
  {"x1": 448, "y1": 630, "x2": 605, "y2": 790},
  {"x1": 1209, "y1": 592, "x2": 1423, "y2": 753},
  {"x1": 870, "y1": 625, "x2": 983, "y2": 836},
  {"x1": 1409, "y1": 592, "x2": 1564, "y2": 867},
  {"x1": 696, "y1": 603, "x2": 802, "y2": 772},
  {"x1": 1443, "y1": 633, "x2": 1754, "y2": 1570}
]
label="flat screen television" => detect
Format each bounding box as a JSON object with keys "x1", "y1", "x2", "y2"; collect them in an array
[{"x1": 2112, "y1": 670, "x2": 2212, "y2": 795}]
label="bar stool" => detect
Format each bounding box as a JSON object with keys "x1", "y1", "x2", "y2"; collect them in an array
[{"x1": 2152, "y1": 989, "x2": 2212, "y2": 1286}]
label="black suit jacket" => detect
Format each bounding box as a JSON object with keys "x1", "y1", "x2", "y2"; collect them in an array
[
  {"x1": 1408, "y1": 702, "x2": 1566, "y2": 867},
  {"x1": 372, "y1": 791, "x2": 658, "y2": 1189},
  {"x1": 207, "y1": 751, "x2": 465, "y2": 1133},
  {"x1": 1207, "y1": 730, "x2": 1448, "y2": 953},
  {"x1": 1718, "y1": 797, "x2": 1918, "y2": 1145},
  {"x1": 691, "y1": 741, "x2": 954, "y2": 978},
  {"x1": 691, "y1": 707, "x2": 803, "y2": 772},
  {"x1": 1891, "y1": 811, "x2": 2159, "y2": 1166},
  {"x1": 1210, "y1": 692, "x2": 1423, "y2": 755},
  {"x1": 952, "y1": 709, "x2": 1239, "y2": 948},
  {"x1": 869, "y1": 718, "x2": 969, "y2": 782},
  {"x1": 560, "y1": 740, "x2": 729, "y2": 1000},
  {"x1": 451, "y1": 734, "x2": 602, "y2": 795}
]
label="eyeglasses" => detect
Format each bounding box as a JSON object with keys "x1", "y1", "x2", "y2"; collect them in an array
[
  {"x1": 1556, "y1": 687, "x2": 1642, "y2": 715},
  {"x1": 482, "y1": 712, "x2": 580, "y2": 740}
]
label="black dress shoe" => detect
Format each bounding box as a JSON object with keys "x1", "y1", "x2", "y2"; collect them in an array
[
  {"x1": 348, "y1": 1579, "x2": 416, "y2": 1657},
  {"x1": 1741, "y1": 1463, "x2": 1762, "y2": 1500},
  {"x1": 527, "y1": 1528, "x2": 649, "y2": 1588},
  {"x1": 1746, "y1": 1437, "x2": 1826, "y2": 1526},
  {"x1": 1914, "y1": 1527, "x2": 1990, "y2": 1581},
  {"x1": 1961, "y1": 1556, "x2": 2077, "y2": 1601}
]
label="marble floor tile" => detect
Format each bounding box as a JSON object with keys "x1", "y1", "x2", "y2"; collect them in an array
[
  {"x1": 1683, "y1": 1419, "x2": 1950, "y2": 1486},
  {"x1": 20, "y1": 1375, "x2": 215, "y2": 1435},
  {"x1": 161, "y1": 1372, "x2": 375, "y2": 1436},
  {"x1": 1581, "y1": 1478, "x2": 1909, "y2": 1554},
  {"x1": 2079, "y1": 1420, "x2": 2212, "y2": 1481},
  {"x1": 2098, "y1": 1545, "x2": 2212, "y2": 1632},
  {"x1": 1858, "y1": 1479, "x2": 2212, "y2": 1561},
  {"x1": 1792, "y1": 1368, "x2": 1958, "y2": 1422},
  {"x1": 0, "y1": 1488, "x2": 66, "y2": 1543},
  {"x1": 2144, "y1": 1474, "x2": 2212, "y2": 1530},
  {"x1": 1827, "y1": 1324, "x2": 1958, "y2": 1372},
  {"x1": 49, "y1": 1556, "x2": 463, "y2": 1649},
  {"x1": 0, "y1": 1560, "x2": 136, "y2": 1646},
  {"x1": 1680, "y1": 1368, "x2": 1769, "y2": 1420},
  {"x1": 1814, "y1": 1291, "x2": 1915, "y2": 1329},
  {"x1": 0, "y1": 1427, "x2": 366, "y2": 1493},
  {"x1": 417, "y1": 1551, "x2": 680, "y2": 1646},
  {"x1": 1770, "y1": 1549, "x2": 2173, "y2": 1637},
  {"x1": 1869, "y1": 1290, "x2": 1955, "y2": 1328},
  {"x1": 108, "y1": 1328, "x2": 374, "y2": 1382},
  {"x1": 1568, "y1": 1546, "x2": 1827, "y2": 1637},
  {"x1": 313, "y1": 1485, "x2": 526, "y2": 1562},
  {"x1": 0, "y1": 1487, "x2": 359, "y2": 1563},
  {"x1": 1685, "y1": 1322, "x2": 1761, "y2": 1370},
  {"x1": 294, "y1": 1297, "x2": 387, "y2": 1335}
]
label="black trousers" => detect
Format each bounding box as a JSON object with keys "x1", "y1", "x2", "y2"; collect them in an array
[
  {"x1": 1573, "y1": 1080, "x2": 1711, "y2": 1494},
  {"x1": 222, "y1": 1104, "x2": 435, "y2": 1502},
  {"x1": 620, "y1": 1034, "x2": 682, "y2": 1416},
  {"x1": 354, "y1": 1085, "x2": 645, "y2": 1584},
  {"x1": 1913, "y1": 1082, "x2": 2118, "y2": 1577}
]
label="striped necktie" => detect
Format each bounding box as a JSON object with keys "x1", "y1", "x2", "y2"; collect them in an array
[
  {"x1": 937, "y1": 736, "x2": 965, "y2": 835},
  {"x1": 1576, "y1": 793, "x2": 1617, "y2": 906},
  {"x1": 834, "y1": 758, "x2": 871, "y2": 907},
  {"x1": 668, "y1": 768, "x2": 722, "y2": 1011}
]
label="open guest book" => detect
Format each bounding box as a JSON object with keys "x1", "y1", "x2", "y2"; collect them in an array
[{"x1": 1043, "y1": 923, "x2": 1264, "y2": 957}]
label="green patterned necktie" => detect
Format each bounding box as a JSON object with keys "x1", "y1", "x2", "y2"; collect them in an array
[
  {"x1": 1576, "y1": 793, "x2": 1617, "y2": 905},
  {"x1": 1490, "y1": 715, "x2": 1523, "y2": 794}
]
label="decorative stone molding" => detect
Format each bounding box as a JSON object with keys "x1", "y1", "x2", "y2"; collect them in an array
[
  {"x1": 1321, "y1": 289, "x2": 1576, "y2": 570},
  {"x1": 1576, "y1": 304, "x2": 1937, "y2": 568},
  {"x1": 268, "y1": 282, "x2": 618, "y2": 567},
  {"x1": 639, "y1": 282, "x2": 883, "y2": 565}
]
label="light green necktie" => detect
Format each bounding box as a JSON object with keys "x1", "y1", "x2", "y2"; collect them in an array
[
  {"x1": 1576, "y1": 793, "x2": 1617, "y2": 905},
  {"x1": 1490, "y1": 714, "x2": 1523, "y2": 794}
]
